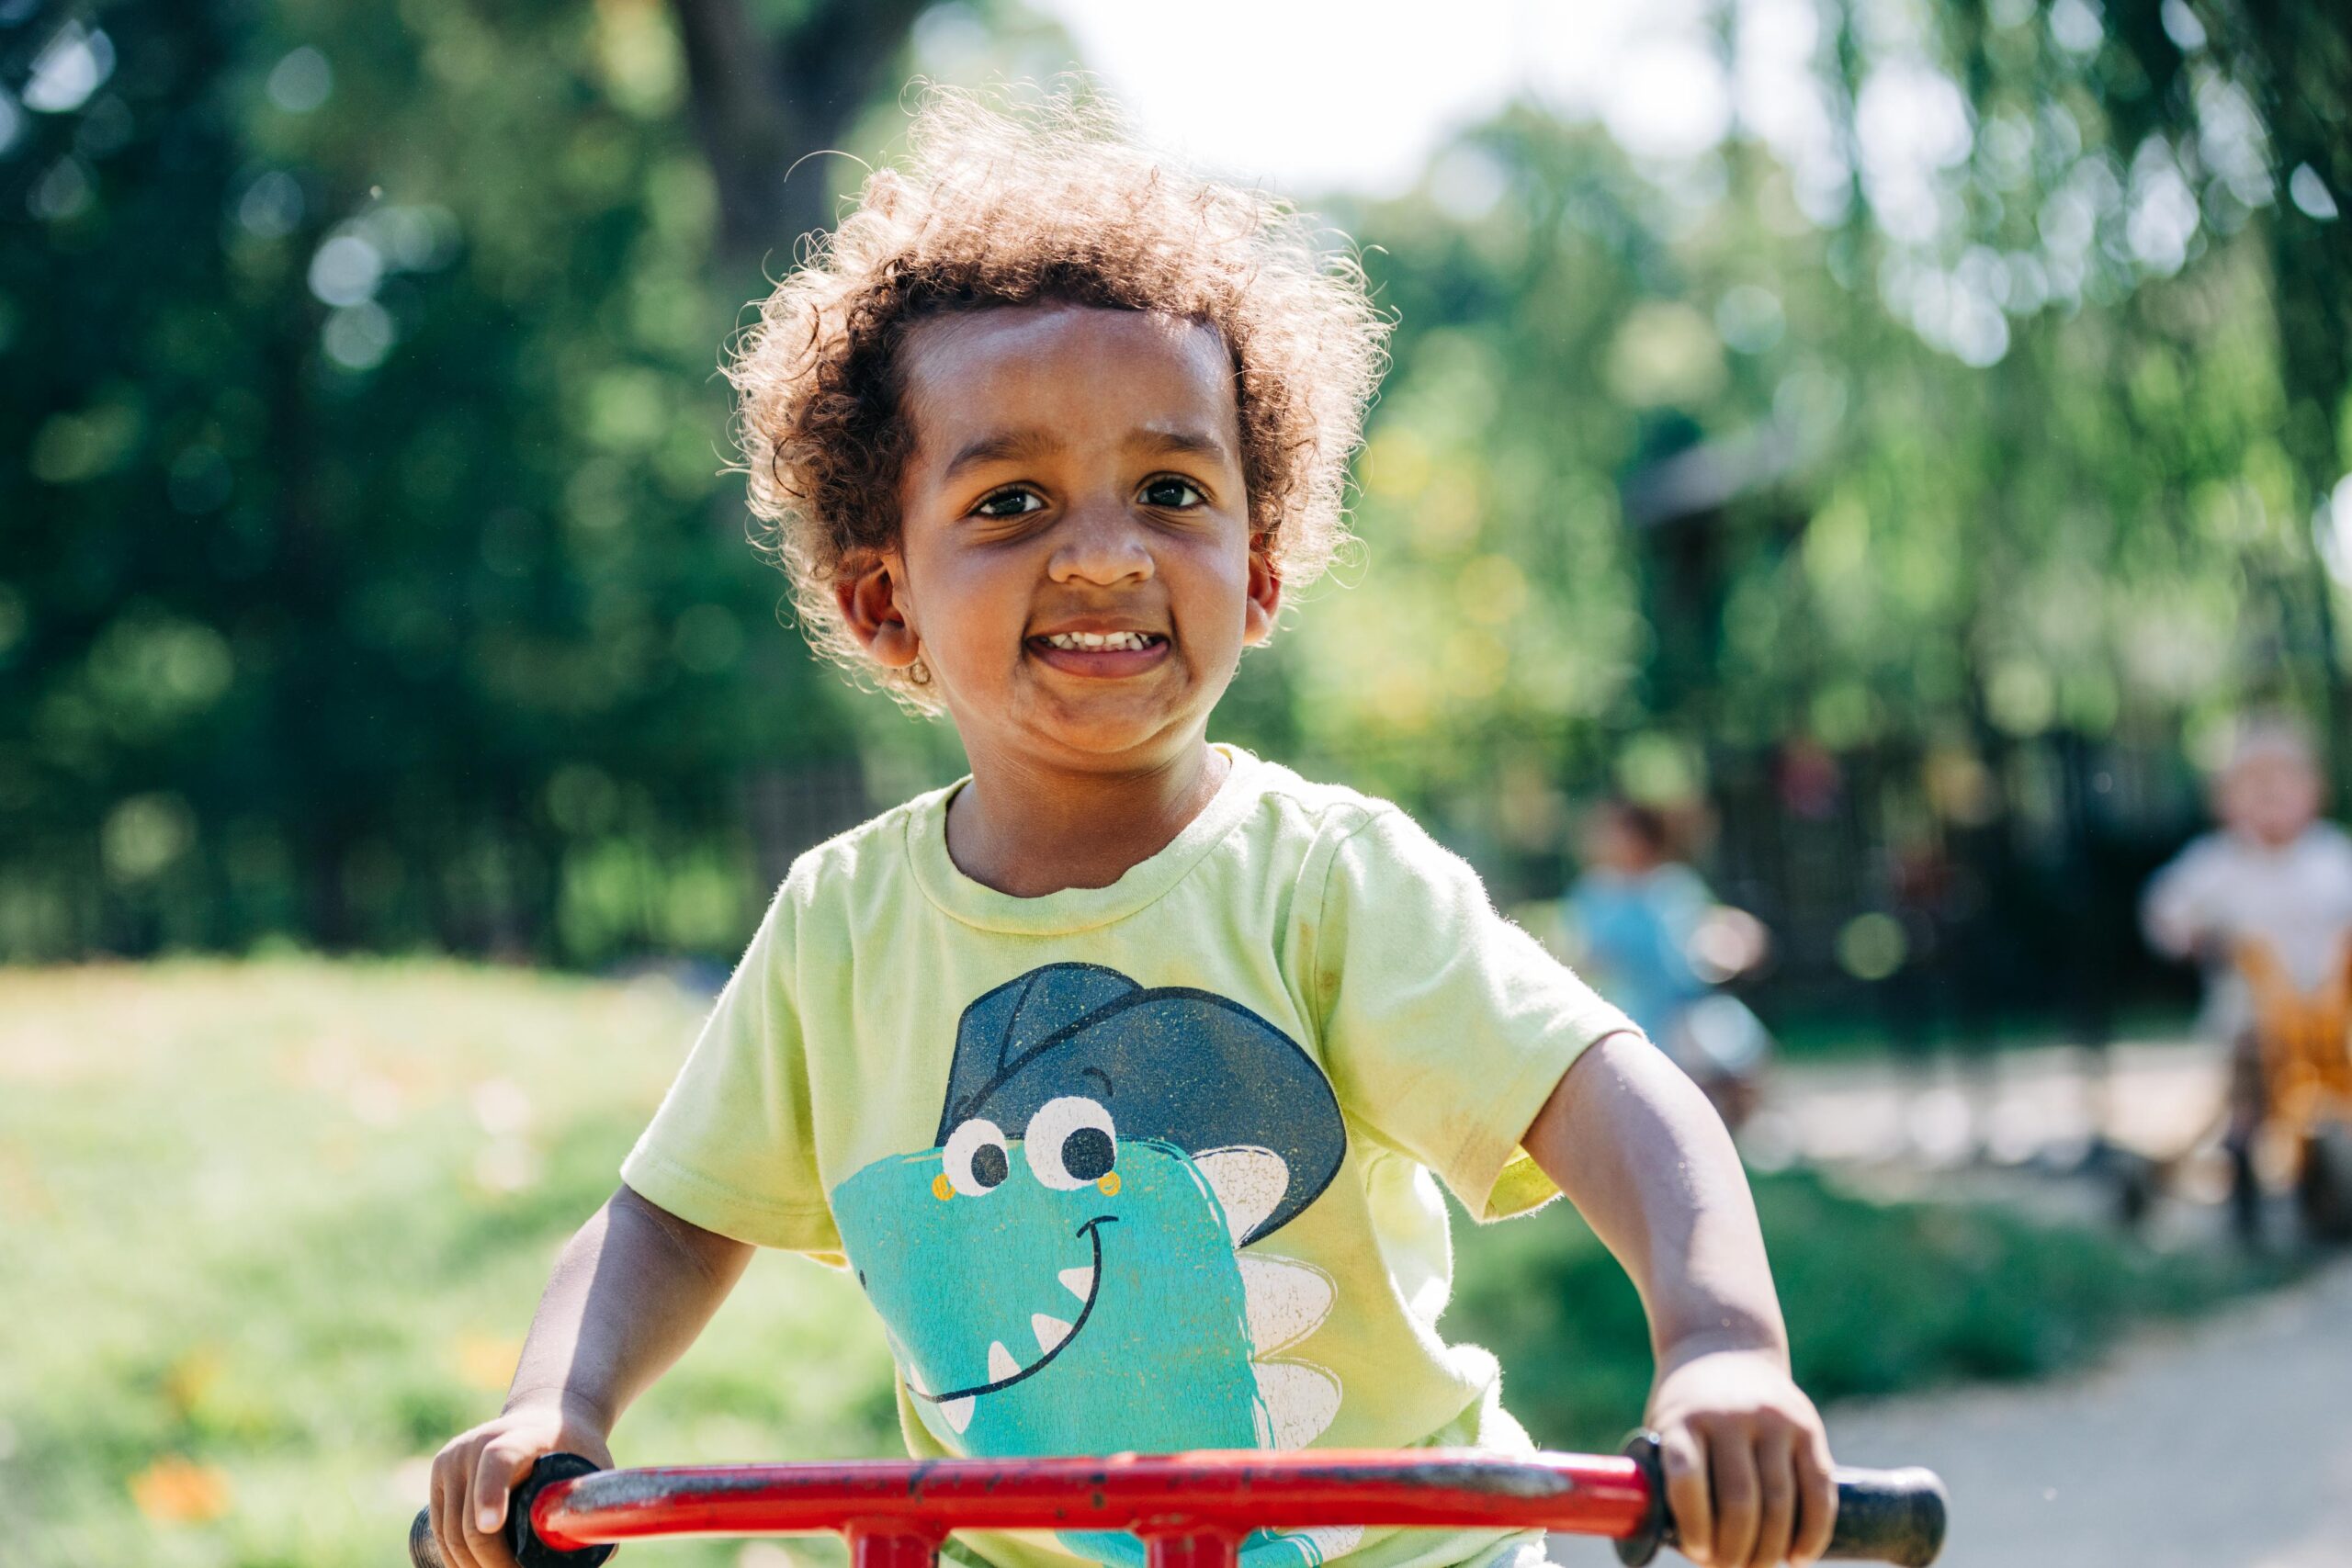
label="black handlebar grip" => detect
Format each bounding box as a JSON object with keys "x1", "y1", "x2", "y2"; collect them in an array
[
  {"x1": 1615, "y1": 1430, "x2": 1949, "y2": 1566},
  {"x1": 1818, "y1": 1462, "x2": 1948, "y2": 1565},
  {"x1": 407, "y1": 1452, "x2": 616, "y2": 1568}
]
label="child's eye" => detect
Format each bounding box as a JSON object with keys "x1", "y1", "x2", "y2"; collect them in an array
[
  {"x1": 1140, "y1": 477, "x2": 1204, "y2": 509},
  {"x1": 971, "y1": 488, "x2": 1045, "y2": 520}
]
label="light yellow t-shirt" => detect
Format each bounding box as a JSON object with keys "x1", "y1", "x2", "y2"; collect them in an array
[{"x1": 622, "y1": 747, "x2": 1635, "y2": 1568}]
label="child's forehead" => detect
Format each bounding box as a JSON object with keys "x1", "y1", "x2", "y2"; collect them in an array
[
  {"x1": 899, "y1": 302, "x2": 1238, "y2": 457},
  {"x1": 2225, "y1": 730, "x2": 2319, "y2": 780}
]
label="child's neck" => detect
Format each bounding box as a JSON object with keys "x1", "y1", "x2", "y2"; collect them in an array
[{"x1": 945, "y1": 738, "x2": 1229, "y2": 897}]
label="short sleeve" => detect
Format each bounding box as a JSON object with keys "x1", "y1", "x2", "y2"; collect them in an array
[
  {"x1": 620, "y1": 886, "x2": 842, "y2": 1256},
  {"x1": 1309, "y1": 808, "x2": 1639, "y2": 1222}
]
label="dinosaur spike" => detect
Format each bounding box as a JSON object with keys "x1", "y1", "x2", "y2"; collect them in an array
[
  {"x1": 1032, "y1": 1313, "x2": 1072, "y2": 1354},
  {"x1": 1251, "y1": 1360, "x2": 1340, "y2": 1450},
  {"x1": 987, "y1": 1341, "x2": 1020, "y2": 1382},
  {"x1": 1057, "y1": 1265, "x2": 1094, "y2": 1302},
  {"x1": 1238, "y1": 1257, "x2": 1335, "y2": 1354},
  {"x1": 1193, "y1": 1145, "x2": 1288, "y2": 1245},
  {"x1": 938, "y1": 1396, "x2": 975, "y2": 1435},
  {"x1": 1294, "y1": 1526, "x2": 1364, "y2": 1563}
]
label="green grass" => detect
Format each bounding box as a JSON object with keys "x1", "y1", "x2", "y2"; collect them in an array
[
  {"x1": 0, "y1": 960, "x2": 894, "y2": 1568},
  {"x1": 0, "y1": 961, "x2": 2291, "y2": 1566}
]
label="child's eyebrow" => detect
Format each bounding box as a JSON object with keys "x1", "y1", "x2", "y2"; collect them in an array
[
  {"x1": 1126, "y1": 427, "x2": 1232, "y2": 465},
  {"x1": 941, "y1": 428, "x2": 1059, "y2": 481}
]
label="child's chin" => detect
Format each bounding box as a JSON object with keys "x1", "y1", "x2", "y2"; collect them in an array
[{"x1": 1029, "y1": 694, "x2": 1194, "y2": 755}]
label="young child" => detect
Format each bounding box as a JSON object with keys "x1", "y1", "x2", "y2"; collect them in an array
[
  {"x1": 2141, "y1": 715, "x2": 2352, "y2": 1233},
  {"x1": 427, "y1": 89, "x2": 1836, "y2": 1568},
  {"x1": 1564, "y1": 801, "x2": 1772, "y2": 1129}
]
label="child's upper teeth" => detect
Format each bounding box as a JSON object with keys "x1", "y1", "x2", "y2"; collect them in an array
[{"x1": 1046, "y1": 632, "x2": 1150, "y2": 650}]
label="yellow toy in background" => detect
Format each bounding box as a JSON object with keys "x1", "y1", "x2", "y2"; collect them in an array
[{"x1": 2234, "y1": 938, "x2": 2352, "y2": 1240}]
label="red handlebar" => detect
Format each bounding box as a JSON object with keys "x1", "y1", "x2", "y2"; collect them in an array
[
  {"x1": 537, "y1": 1449, "x2": 1650, "y2": 1563},
  {"x1": 409, "y1": 1441, "x2": 1948, "y2": 1568}
]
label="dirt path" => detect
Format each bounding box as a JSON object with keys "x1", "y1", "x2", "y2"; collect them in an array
[
  {"x1": 1545, "y1": 1256, "x2": 2352, "y2": 1566},
  {"x1": 1812, "y1": 1255, "x2": 2352, "y2": 1567}
]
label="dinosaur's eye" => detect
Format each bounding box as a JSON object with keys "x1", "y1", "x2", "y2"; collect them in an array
[
  {"x1": 1024, "y1": 1097, "x2": 1117, "y2": 1190},
  {"x1": 942, "y1": 1117, "x2": 1011, "y2": 1197}
]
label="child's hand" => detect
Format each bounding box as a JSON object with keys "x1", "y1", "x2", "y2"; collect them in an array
[
  {"x1": 1646, "y1": 1346, "x2": 1836, "y2": 1568},
  {"x1": 428, "y1": 1396, "x2": 614, "y2": 1568}
]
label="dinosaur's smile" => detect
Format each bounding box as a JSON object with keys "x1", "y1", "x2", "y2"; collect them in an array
[{"x1": 911, "y1": 1213, "x2": 1116, "y2": 1415}]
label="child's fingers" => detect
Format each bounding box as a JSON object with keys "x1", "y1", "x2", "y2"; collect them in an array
[
  {"x1": 1704, "y1": 1427, "x2": 1760, "y2": 1568},
  {"x1": 433, "y1": 1455, "x2": 482, "y2": 1568},
  {"x1": 1789, "y1": 1427, "x2": 1838, "y2": 1565},
  {"x1": 1749, "y1": 1427, "x2": 1797, "y2": 1568},
  {"x1": 469, "y1": 1436, "x2": 543, "y2": 1568},
  {"x1": 472, "y1": 1433, "x2": 539, "y2": 1533},
  {"x1": 1658, "y1": 1427, "x2": 1714, "y2": 1565},
  {"x1": 463, "y1": 1509, "x2": 522, "y2": 1568}
]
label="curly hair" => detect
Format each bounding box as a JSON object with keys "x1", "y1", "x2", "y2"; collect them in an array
[{"x1": 720, "y1": 83, "x2": 1391, "y2": 708}]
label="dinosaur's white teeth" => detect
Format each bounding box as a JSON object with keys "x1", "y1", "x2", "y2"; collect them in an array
[
  {"x1": 1032, "y1": 1313, "x2": 1072, "y2": 1354},
  {"x1": 904, "y1": 1362, "x2": 931, "y2": 1396},
  {"x1": 987, "y1": 1340, "x2": 1021, "y2": 1382},
  {"x1": 1193, "y1": 1145, "x2": 1289, "y2": 1246},
  {"x1": 938, "y1": 1396, "x2": 975, "y2": 1434},
  {"x1": 1057, "y1": 1265, "x2": 1094, "y2": 1301}
]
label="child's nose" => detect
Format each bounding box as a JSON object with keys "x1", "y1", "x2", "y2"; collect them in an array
[{"x1": 1046, "y1": 501, "x2": 1156, "y2": 586}]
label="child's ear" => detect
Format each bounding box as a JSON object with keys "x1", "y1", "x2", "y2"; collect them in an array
[
  {"x1": 835, "y1": 549, "x2": 923, "y2": 670},
  {"x1": 1242, "y1": 536, "x2": 1283, "y2": 646}
]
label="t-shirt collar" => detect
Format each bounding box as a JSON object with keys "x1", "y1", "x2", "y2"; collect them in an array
[{"x1": 905, "y1": 743, "x2": 1261, "y2": 935}]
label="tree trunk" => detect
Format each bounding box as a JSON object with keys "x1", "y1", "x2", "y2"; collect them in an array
[{"x1": 666, "y1": 0, "x2": 933, "y2": 276}]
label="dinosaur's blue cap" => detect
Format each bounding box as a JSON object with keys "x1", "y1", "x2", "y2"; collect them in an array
[{"x1": 933, "y1": 963, "x2": 1346, "y2": 1246}]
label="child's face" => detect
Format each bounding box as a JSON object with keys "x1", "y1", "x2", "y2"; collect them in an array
[
  {"x1": 2219, "y1": 747, "x2": 2324, "y2": 847},
  {"x1": 846, "y1": 303, "x2": 1276, "y2": 773},
  {"x1": 1580, "y1": 807, "x2": 1658, "y2": 875}
]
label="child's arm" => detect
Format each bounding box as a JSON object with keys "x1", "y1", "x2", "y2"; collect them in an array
[
  {"x1": 426, "y1": 1183, "x2": 753, "y2": 1568},
  {"x1": 2140, "y1": 837, "x2": 2224, "y2": 963},
  {"x1": 1521, "y1": 1032, "x2": 1836, "y2": 1568}
]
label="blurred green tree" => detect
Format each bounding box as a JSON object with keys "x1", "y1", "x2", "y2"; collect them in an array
[
  {"x1": 1, "y1": 0, "x2": 944, "y2": 962},
  {"x1": 1815, "y1": 0, "x2": 2352, "y2": 767},
  {"x1": 1245, "y1": 5, "x2": 2347, "y2": 1010}
]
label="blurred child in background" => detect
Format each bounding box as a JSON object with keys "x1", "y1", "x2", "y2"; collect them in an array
[
  {"x1": 2141, "y1": 716, "x2": 2352, "y2": 1236},
  {"x1": 1566, "y1": 800, "x2": 1774, "y2": 1131}
]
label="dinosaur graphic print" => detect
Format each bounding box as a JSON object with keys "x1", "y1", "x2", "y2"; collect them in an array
[{"x1": 831, "y1": 963, "x2": 1356, "y2": 1568}]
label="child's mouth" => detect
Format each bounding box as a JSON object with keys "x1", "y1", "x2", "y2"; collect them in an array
[{"x1": 1026, "y1": 630, "x2": 1171, "y2": 676}]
